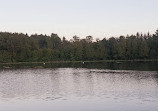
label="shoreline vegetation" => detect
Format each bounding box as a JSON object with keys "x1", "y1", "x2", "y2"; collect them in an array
[{"x1": 0, "y1": 29, "x2": 158, "y2": 63}]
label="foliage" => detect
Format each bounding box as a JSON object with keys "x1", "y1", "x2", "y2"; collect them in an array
[{"x1": 0, "y1": 29, "x2": 158, "y2": 62}]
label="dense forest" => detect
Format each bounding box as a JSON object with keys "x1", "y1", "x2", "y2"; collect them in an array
[{"x1": 0, "y1": 29, "x2": 158, "y2": 62}]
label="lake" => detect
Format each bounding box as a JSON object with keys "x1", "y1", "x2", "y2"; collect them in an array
[{"x1": 0, "y1": 61, "x2": 158, "y2": 111}]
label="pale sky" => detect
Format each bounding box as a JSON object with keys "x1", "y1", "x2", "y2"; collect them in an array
[{"x1": 0, "y1": 0, "x2": 158, "y2": 40}]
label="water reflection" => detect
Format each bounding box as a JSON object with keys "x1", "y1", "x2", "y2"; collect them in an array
[
  {"x1": 0, "y1": 68, "x2": 158, "y2": 111},
  {"x1": 1, "y1": 61, "x2": 158, "y2": 71},
  {"x1": 0, "y1": 69, "x2": 157, "y2": 99}
]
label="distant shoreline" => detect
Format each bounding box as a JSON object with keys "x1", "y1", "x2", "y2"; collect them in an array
[{"x1": 1, "y1": 59, "x2": 158, "y2": 65}]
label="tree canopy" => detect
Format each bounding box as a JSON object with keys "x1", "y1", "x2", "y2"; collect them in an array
[{"x1": 0, "y1": 29, "x2": 158, "y2": 62}]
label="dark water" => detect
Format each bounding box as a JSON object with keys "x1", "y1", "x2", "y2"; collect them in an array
[
  {"x1": 0, "y1": 62, "x2": 158, "y2": 111},
  {"x1": 1, "y1": 61, "x2": 158, "y2": 71}
]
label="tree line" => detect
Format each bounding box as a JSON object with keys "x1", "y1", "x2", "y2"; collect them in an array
[{"x1": 0, "y1": 29, "x2": 158, "y2": 62}]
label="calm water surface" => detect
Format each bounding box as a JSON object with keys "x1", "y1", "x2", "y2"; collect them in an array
[{"x1": 0, "y1": 67, "x2": 158, "y2": 111}]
